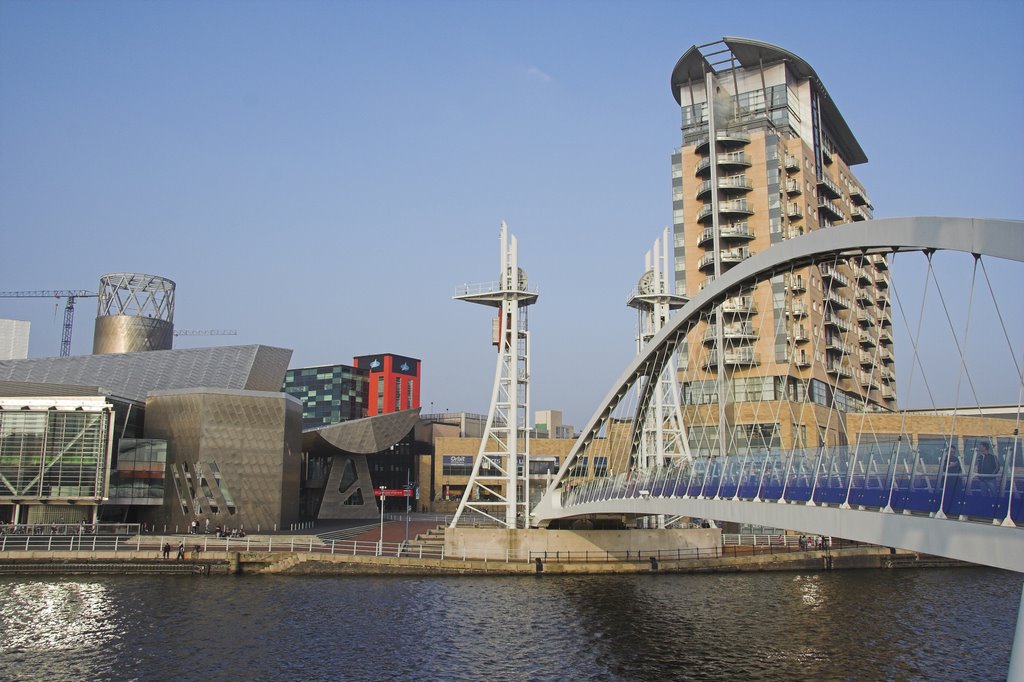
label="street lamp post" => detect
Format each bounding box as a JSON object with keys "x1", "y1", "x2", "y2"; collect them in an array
[
  {"x1": 378, "y1": 486, "x2": 386, "y2": 556},
  {"x1": 404, "y1": 471, "x2": 411, "y2": 547}
]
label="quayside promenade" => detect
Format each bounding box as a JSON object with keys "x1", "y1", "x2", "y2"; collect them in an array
[{"x1": 0, "y1": 520, "x2": 965, "y2": 576}]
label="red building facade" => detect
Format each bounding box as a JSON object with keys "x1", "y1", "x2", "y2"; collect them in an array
[{"x1": 352, "y1": 353, "x2": 421, "y2": 417}]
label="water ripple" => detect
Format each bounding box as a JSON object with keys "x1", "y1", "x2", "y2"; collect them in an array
[{"x1": 0, "y1": 568, "x2": 1018, "y2": 681}]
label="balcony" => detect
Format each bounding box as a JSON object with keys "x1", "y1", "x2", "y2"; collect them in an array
[
  {"x1": 875, "y1": 273, "x2": 890, "y2": 289},
  {"x1": 825, "y1": 359, "x2": 853, "y2": 378},
  {"x1": 851, "y1": 206, "x2": 869, "y2": 222},
  {"x1": 696, "y1": 199, "x2": 755, "y2": 223},
  {"x1": 694, "y1": 129, "x2": 751, "y2": 152},
  {"x1": 879, "y1": 330, "x2": 894, "y2": 346},
  {"x1": 824, "y1": 312, "x2": 852, "y2": 333},
  {"x1": 785, "y1": 179, "x2": 802, "y2": 195},
  {"x1": 698, "y1": 275, "x2": 717, "y2": 292},
  {"x1": 787, "y1": 203, "x2": 803, "y2": 220},
  {"x1": 784, "y1": 155, "x2": 800, "y2": 172},
  {"x1": 880, "y1": 348, "x2": 895, "y2": 365},
  {"x1": 825, "y1": 336, "x2": 852, "y2": 355},
  {"x1": 702, "y1": 322, "x2": 759, "y2": 345},
  {"x1": 821, "y1": 145, "x2": 834, "y2": 165},
  {"x1": 793, "y1": 352, "x2": 811, "y2": 368},
  {"x1": 855, "y1": 288, "x2": 874, "y2": 306},
  {"x1": 697, "y1": 223, "x2": 755, "y2": 247},
  {"x1": 820, "y1": 263, "x2": 851, "y2": 289},
  {"x1": 853, "y1": 266, "x2": 872, "y2": 286},
  {"x1": 817, "y1": 175, "x2": 843, "y2": 199},
  {"x1": 881, "y1": 386, "x2": 896, "y2": 400},
  {"x1": 849, "y1": 186, "x2": 872, "y2": 207},
  {"x1": 721, "y1": 296, "x2": 757, "y2": 316},
  {"x1": 856, "y1": 310, "x2": 875, "y2": 328},
  {"x1": 859, "y1": 371, "x2": 879, "y2": 389},
  {"x1": 825, "y1": 290, "x2": 852, "y2": 310},
  {"x1": 790, "y1": 326, "x2": 809, "y2": 344},
  {"x1": 698, "y1": 247, "x2": 753, "y2": 272},
  {"x1": 818, "y1": 198, "x2": 845, "y2": 221},
  {"x1": 870, "y1": 254, "x2": 889, "y2": 271},
  {"x1": 880, "y1": 367, "x2": 896, "y2": 384},
  {"x1": 696, "y1": 176, "x2": 754, "y2": 199},
  {"x1": 704, "y1": 348, "x2": 760, "y2": 369},
  {"x1": 858, "y1": 331, "x2": 877, "y2": 348},
  {"x1": 695, "y1": 152, "x2": 752, "y2": 176},
  {"x1": 858, "y1": 350, "x2": 875, "y2": 368},
  {"x1": 788, "y1": 302, "x2": 809, "y2": 318},
  {"x1": 787, "y1": 274, "x2": 806, "y2": 293}
]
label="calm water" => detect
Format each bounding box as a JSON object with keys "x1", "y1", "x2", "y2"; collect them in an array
[{"x1": 0, "y1": 568, "x2": 1019, "y2": 681}]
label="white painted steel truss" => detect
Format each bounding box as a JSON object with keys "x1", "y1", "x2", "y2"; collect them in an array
[{"x1": 450, "y1": 223, "x2": 538, "y2": 529}]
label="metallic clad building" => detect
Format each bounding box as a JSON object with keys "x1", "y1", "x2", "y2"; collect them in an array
[
  {"x1": 0, "y1": 344, "x2": 292, "y2": 403},
  {"x1": 145, "y1": 388, "x2": 303, "y2": 532},
  {"x1": 0, "y1": 319, "x2": 30, "y2": 361},
  {"x1": 93, "y1": 272, "x2": 175, "y2": 354}
]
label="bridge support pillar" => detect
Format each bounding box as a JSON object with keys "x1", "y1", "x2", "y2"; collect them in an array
[{"x1": 1011, "y1": 583, "x2": 1024, "y2": 682}]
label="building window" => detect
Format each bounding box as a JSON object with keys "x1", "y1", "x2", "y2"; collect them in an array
[
  {"x1": 442, "y1": 455, "x2": 474, "y2": 477},
  {"x1": 377, "y1": 376, "x2": 384, "y2": 414},
  {"x1": 395, "y1": 377, "x2": 401, "y2": 413},
  {"x1": 407, "y1": 379, "x2": 414, "y2": 410}
]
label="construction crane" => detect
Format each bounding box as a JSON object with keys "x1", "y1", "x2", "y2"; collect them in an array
[
  {"x1": 173, "y1": 330, "x2": 238, "y2": 337},
  {"x1": 0, "y1": 290, "x2": 98, "y2": 357}
]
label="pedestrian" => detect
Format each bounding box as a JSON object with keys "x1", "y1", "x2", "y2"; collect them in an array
[
  {"x1": 205, "y1": 518, "x2": 210, "y2": 534},
  {"x1": 162, "y1": 542, "x2": 170, "y2": 559},
  {"x1": 176, "y1": 541, "x2": 185, "y2": 560}
]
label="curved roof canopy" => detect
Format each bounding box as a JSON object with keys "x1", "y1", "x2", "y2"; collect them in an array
[
  {"x1": 302, "y1": 408, "x2": 421, "y2": 455},
  {"x1": 669, "y1": 37, "x2": 867, "y2": 165}
]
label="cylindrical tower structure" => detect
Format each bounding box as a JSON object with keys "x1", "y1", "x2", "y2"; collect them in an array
[{"x1": 92, "y1": 273, "x2": 176, "y2": 354}]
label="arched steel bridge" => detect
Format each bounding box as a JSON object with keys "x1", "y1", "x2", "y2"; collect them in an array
[{"x1": 532, "y1": 217, "x2": 1024, "y2": 569}]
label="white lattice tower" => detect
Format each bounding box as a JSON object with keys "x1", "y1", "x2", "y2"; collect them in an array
[
  {"x1": 450, "y1": 222, "x2": 538, "y2": 529},
  {"x1": 628, "y1": 228, "x2": 692, "y2": 473}
]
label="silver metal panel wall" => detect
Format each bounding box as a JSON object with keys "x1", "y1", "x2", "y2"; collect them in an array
[
  {"x1": 143, "y1": 388, "x2": 303, "y2": 532},
  {"x1": 93, "y1": 315, "x2": 174, "y2": 354},
  {"x1": 0, "y1": 345, "x2": 292, "y2": 403}
]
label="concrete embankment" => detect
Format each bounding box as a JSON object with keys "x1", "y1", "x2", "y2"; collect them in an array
[{"x1": 0, "y1": 546, "x2": 968, "y2": 576}]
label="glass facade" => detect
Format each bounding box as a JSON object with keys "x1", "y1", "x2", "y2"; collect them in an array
[
  {"x1": 108, "y1": 438, "x2": 166, "y2": 505},
  {"x1": 0, "y1": 407, "x2": 111, "y2": 501},
  {"x1": 283, "y1": 364, "x2": 369, "y2": 429}
]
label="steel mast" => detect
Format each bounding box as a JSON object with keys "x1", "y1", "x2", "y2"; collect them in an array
[
  {"x1": 628, "y1": 227, "x2": 691, "y2": 472},
  {"x1": 450, "y1": 222, "x2": 538, "y2": 529}
]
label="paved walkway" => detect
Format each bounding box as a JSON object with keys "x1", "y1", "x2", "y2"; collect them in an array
[{"x1": 346, "y1": 520, "x2": 442, "y2": 544}]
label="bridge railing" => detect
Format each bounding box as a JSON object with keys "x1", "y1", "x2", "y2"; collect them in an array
[
  {"x1": 0, "y1": 523, "x2": 140, "y2": 536},
  {"x1": 563, "y1": 440, "x2": 1024, "y2": 525},
  {"x1": 0, "y1": 533, "x2": 862, "y2": 565}
]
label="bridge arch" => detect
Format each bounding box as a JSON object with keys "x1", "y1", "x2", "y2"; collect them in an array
[{"x1": 533, "y1": 217, "x2": 1024, "y2": 544}]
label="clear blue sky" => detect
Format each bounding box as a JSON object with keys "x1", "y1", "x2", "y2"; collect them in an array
[{"x1": 2, "y1": 0, "x2": 1022, "y2": 426}]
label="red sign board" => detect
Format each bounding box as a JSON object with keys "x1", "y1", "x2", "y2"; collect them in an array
[{"x1": 374, "y1": 487, "x2": 413, "y2": 498}]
